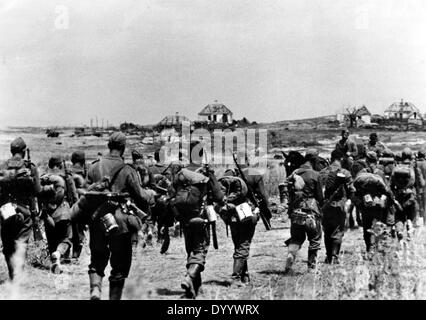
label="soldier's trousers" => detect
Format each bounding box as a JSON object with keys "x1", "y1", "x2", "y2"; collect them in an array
[
  {"x1": 416, "y1": 191, "x2": 426, "y2": 222},
  {"x1": 322, "y1": 204, "x2": 346, "y2": 258},
  {"x1": 183, "y1": 223, "x2": 209, "y2": 270},
  {"x1": 230, "y1": 221, "x2": 256, "y2": 261},
  {"x1": 88, "y1": 222, "x2": 133, "y2": 282},
  {"x1": 71, "y1": 221, "x2": 86, "y2": 253},
  {"x1": 0, "y1": 214, "x2": 32, "y2": 279},
  {"x1": 289, "y1": 215, "x2": 322, "y2": 251},
  {"x1": 395, "y1": 200, "x2": 417, "y2": 237},
  {"x1": 44, "y1": 219, "x2": 73, "y2": 256},
  {"x1": 360, "y1": 205, "x2": 385, "y2": 251}
]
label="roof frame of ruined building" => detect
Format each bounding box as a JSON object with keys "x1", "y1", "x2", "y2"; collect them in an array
[
  {"x1": 355, "y1": 105, "x2": 371, "y2": 116},
  {"x1": 385, "y1": 99, "x2": 420, "y2": 115},
  {"x1": 198, "y1": 100, "x2": 233, "y2": 116},
  {"x1": 158, "y1": 113, "x2": 190, "y2": 126}
]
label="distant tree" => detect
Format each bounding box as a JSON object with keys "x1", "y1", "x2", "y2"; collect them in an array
[{"x1": 346, "y1": 107, "x2": 358, "y2": 128}]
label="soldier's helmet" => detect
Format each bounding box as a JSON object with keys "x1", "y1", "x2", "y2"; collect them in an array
[
  {"x1": 48, "y1": 154, "x2": 63, "y2": 169},
  {"x1": 402, "y1": 147, "x2": 413, "y2": 161},
  {"x1": 418, "y1": 149, "x2": 426, "y2": 159},
  {"x1": 366, "y1": 151, "x2": 378, "y2": 163},
  {"x1": 108, "y1": 132, "x2": 126, "y2": 150},
  {"x1": 71, "y1": 151, "x2": 85, "y2": 164},
  {"x1": 10, "y1": 137, "x2": 27, "y2": 154}
]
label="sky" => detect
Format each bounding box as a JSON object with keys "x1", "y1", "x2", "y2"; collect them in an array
[{"x1": 0, "y1": 0, "x2": 426, "y2": 127}]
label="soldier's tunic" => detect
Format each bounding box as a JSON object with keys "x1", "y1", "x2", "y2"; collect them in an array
[
  {"x1": 287, "y1": 163, "x2": 324, "y2": 268},
  {"x1": 416, "y1": 158, "x2": 426, "y2": 223},
  {"x1": 390, "y1": 162, "x2": 419, "y2": 239},
  {"x1": 39, "y1": 168, "x2": 73, "y2": 258},
  {"x1": 242, "y1": 167, "x2": 272, "y2": 223},
  {"x1": 322, "y1": 162, "x2": 354, "y2": 263},
  {"x1": 87, "y1": 155, "x2": 150, "y2": 282},
  {"x1": 170, "y1": 168, "x2": 224, "y2": 297},
  {"x1": 353, "y1": 172, "x2": 389, "y2": 251},
  {"x1": 0, "y1": 154, "x2": 41, "y2": 279},
  {"x1": 219, "y1": 176, "x2": 257, "y2": 282},
  {"x1": 71, "y1": 163, "x2": 88, "y2": 258}
]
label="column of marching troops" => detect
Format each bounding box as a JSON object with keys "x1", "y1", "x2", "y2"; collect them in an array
[{"x1": 0, "y1": 129, "x2": 425, "y2": 300}]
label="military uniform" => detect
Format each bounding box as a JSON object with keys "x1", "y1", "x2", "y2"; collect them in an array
[
  {"x1": 322, "y1": 160, "x2": 354, "y2": 264},
  {"x1": 79, "y1": 133, "x2": 150, "y2": 300},
  {"x1": 285, "y1": 161, "x2": 324, "y2": 272},
  {"x1": 335, "y1": 132, "x2": 358, "y2": 171},
  {"x1": 416, "y1": 151, "x2": 426, "y2": 224},
  {"x1": 170, "y1": 168, "x2": 224, "y2": 298},
  {"x1": 390, "y1": 150, "x2": 421, "y2": 240},
  {"x1": 0, "y1": 137, "x2": 41, "y2": 280},
  {"x1": 39, "y1": 157, "x2": 73, "y2": 273},
  {"x1": 70, "y1": 151, "x2": 88, "y2": 260},
  {"x1": 242, "y1": 167, "x2": 272, "y2": 225},
  {"x1": 353, "y1": 172, "x2": 390, "y2": 251},
  {"x1": 219, "y1": 174, "x2": 257, "y2": 284}
]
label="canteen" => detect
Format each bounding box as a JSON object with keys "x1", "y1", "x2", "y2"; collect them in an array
[
  {"x1": 205, "y1": 205, "x2": 217, "y2": 222},
  {"x1": 101, "y1": 213, "x2": 119, "y2": 234},
  {"x1": 235, "y1": 202, "x2": 254, "y2": 222},
  {"x1": 0, "y1": 203, "x2": 17, "y2": 221}
]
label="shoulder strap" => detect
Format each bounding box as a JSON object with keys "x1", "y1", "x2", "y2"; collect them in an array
[{"x1": 109, "y1": 163, "x2": 128, "y2": 187}]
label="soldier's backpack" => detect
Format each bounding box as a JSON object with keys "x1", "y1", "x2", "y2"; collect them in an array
[
  {"x1": 173, "y1": 169, "x2": 209, "y2": 208},
  {"x1": 392, "y1": 165, "x2": 414, "y2": 189},
  {"x1": 0, "y1": 159, "x2": 35, "y2": 196}
]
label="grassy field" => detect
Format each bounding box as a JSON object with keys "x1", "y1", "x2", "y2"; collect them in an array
[
  {"x1": 1, "y1": 127, "x2": 426, "y2": 300},
  {"x1": 1, "y1": 205, "x2": 426, "y2": 300}
]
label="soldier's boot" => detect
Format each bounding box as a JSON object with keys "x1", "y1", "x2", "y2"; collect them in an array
[
  {"x1": 284, "y1": 244, "x2": 299, "y2": 274},
  {"x1": 72, "y1": 245, "x2": 82, "y2": 260},
  {"x1": 331, "y1": 243, "x2": 341, "y2": 264},
  {"x1": 230, "y1": 259, "x2": 245, "y2": 286},
  {"x1": 193, "y1": 273, "x2": 203, "y2": 295},
  {"x1": 89, "y1": 273, "x2": 103, "y2": 300},
  {"x1": 51, "y1": 243, "x2": 69, "y2": 274},
  {"x1": 324, "y1": 239, "x2": 332, "y2": 264},
  {"x1": 278, "y1": 184, "x2": 286, "y2": 204},
  {"x1": 5, "y1": 255, "x2": 15, "y2": 281},
  {"x1": 407, "y1": 220, "x2": 413, "y2": 241},
  {"x1": 181, "y1": 264, "x2": 201, "y2": 299},
  {"x1": 307, "y1": 250, "x2": 318, "y2": 270},
  {"x1": 50, "y1": 251, "x2": 62, "y2": 274},
  {"x1": 241, "y1": 260, "x2": 250, "y2": 284},
  {"x1": 109, "y1": 279, "x2": 125, "y2": 300}
]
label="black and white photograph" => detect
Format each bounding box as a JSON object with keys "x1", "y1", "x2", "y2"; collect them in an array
[{"x1": 1, "y1": 0, "x2": 426, "y2": 305}]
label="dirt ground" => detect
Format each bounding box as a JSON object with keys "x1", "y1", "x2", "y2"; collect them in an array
[
  {"x1": 1, "y1": 209, "x2": 426, "y2": 300},
  {"x1": 1, "y1": 128, "x2": 426, "y2": 300}
]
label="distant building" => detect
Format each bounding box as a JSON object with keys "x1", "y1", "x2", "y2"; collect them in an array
[
  {"x1": 355, "y1": 105, "x2": 371, "y2": 125},
  {"x1": 384, "y1": 99, "x2": 422, "y2": 121},
  {"x1": 198, "y1": 100, "x2": 233, "y2": 124},
  {"x1": 157, "y1": 112, "x2": 190, "y2": 128}
]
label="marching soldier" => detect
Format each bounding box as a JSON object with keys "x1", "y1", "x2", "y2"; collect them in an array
[
  {"x1": 366, "y1": 133, "x2": 386, "y2": 157},
  {"x1": 70, "y1": 151, "x2": 88, "y2": 260},
  {"x1": 335, "y1": 129, "x2": 358, "y2": 171},
  {"x1": 353, "y1": 170, "x2": 392, "y2": 252},
  {"x1": 218, "y1": 170, "x2": 258, "y2": 284},
  {"x1": 72, "y1": 132, "x2": 151, "y2": 300},
  {"x1": 390, "y1": 148, "x2": 423, "y2": 241},
  {"x1": 416, "y1": 149, "x2": 426, "y2": 225},
  {"x1": 0, "y1": 137, "x2": 41, "y2": 280},
  {"x1": 38, "y1": 155, "x2": 73, "y2": 274},
  {"x1": 322, "y1": 150, "x2": 355, "y2": 264},
  {"x1": 284, "y1": 151, "x2": 324, "y2": 273},
  {"x1": 169, "y1": 165, "x2": 224, "y2": 299}
]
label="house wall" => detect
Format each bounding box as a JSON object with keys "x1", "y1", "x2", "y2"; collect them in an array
[
  {"x1": 198, "y1": 113, "x2": 233, "y2": 123},
  {"x1": 385, "y1": 111, "x2": 411, "y2": 120},
  {"x1": 361, "y1": 115, "x2": 371, "y2": 124}
]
